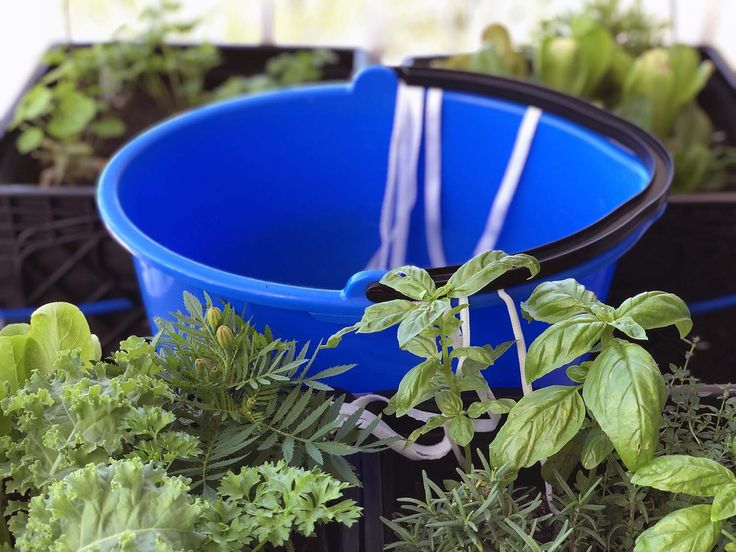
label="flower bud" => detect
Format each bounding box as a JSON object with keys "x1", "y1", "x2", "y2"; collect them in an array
[
  {"x1": 216, "y1": 325, "x2": 235, "y2": 349},
  {"x1": 205, "y1": 307, "x2": 222, "y2": 329},
  {"x1": 194, "y1": 358, "x2": 207, "y2": 372}
]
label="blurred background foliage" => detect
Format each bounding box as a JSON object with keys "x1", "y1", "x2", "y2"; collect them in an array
[{"x1": 0, "y1": 0, "x2": 733, "y2": 112}]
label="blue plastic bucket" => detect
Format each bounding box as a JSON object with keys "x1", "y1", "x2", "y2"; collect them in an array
[{"x1": 98, "y1": 66, "x2": 672, "y2": 393}]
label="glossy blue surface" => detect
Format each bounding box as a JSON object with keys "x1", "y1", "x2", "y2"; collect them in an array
[{"x1": 98, "y1": 66, "x2": 656, "y2": 393}]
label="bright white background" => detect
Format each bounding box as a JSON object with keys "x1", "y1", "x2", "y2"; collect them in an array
[{"x1": 0, "y1": 0, "x2": 734, "y2": 114}]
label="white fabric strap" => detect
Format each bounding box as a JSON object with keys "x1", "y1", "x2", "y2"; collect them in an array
[
  {"x1": 389, "y1": 85, "x2": 425, "y2": 268},
  {"x1": 473, "y1": 106, "x2": 543, "y2": 256},
  {"x1": 423, "y1": 87, "x2": 447, "y2": 268},
  {"x1": 340, "y1": 394, "x2": 497, "y2": 461},
  {"x1": 367, "y1": 82, "x2": 408, "y2": 269},
  {"x1": 367, "y1": 83, "x2": 425, "y2": 270},
  {"x1": 359, "y1": 94, "x2": 544, "y2": 460}
]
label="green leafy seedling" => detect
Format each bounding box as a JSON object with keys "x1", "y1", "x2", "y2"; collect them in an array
[
  {"x1": 325, "y1": 250, "x2": 539, "y2": 469},
  {"x1": 489, "y1": 280, "x2": 691, "y2": 475}
]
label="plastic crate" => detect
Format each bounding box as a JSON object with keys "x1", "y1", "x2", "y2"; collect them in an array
[
  {"x1": 608, "y1": 47, "x2": 736, "y2": 383},
  {"x1": 404, "y1": 46, "x2": 736, "y2": 384},
  {"x1": 0, "y1": 44, "x2": 369, "y2": 350}
]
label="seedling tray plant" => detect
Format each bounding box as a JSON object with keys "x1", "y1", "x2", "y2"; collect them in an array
[
  {"x1": 609, "y1": 46, "x2": 736, "y2": 383},
  {"x1": 403, "y1": 0, "x2": 736, "y2": 383},
  {"x1": 0, "y1": 4, "x2": 366, "y2": 350},
  {"x1": 2, "y1": 250, "x2": 733, "y2": 551}
]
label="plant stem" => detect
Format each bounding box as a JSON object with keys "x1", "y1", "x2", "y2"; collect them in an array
[
  {"x1": 440, "y1": 324, "x2": 459, "y2": 396},
  {"x1": 463, "y1": 445, "x2": 472, "y2": 473},
  {"x1": 458, "y1": 296, "x2": 501, "y2": 413},
  {"x1": 497, "y1": 287, "x2": 563, "y2": 516}
]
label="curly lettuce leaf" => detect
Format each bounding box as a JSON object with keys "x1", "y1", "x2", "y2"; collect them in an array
[
  {"x1": 0, "y1": 338, "x2": 194, "y2": 495},
  {"x1": 16, "y1": 458, "x2": 208, "y2": 552}
]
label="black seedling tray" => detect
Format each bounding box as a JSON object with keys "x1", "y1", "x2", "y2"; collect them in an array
[
  {"x1": 0, "y1": 44, "x2": 368, "y2": 351},
  {"x1": 404, "y1": 47, "x2": 736, "y2": 384},
  {"x1": 609, "y1": 47, "x2": 736, "y2": 384}
]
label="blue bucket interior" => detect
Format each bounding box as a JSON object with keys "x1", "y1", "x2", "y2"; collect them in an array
[{"x1": 114, "y1": 66, "x2": 651, "y2": 292}]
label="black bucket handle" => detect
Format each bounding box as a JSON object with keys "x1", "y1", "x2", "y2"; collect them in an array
[{"x1": 364, "y1": 67, "x2": 673, "y2": 303}]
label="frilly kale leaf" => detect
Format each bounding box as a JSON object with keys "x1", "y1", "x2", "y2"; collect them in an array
[
  {"x1": 16, "y1": 457, "x2": 209, "y2": 552},
  {"x1": 0, "y1": 337, "x2": 198, "y2": 496},
  {"x1": 16, "y1": 458, "x2": 360, "y2": 552}
]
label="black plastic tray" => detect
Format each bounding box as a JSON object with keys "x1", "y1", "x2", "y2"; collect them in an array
[
  {"x1": 0, "y1": 44, "x2": 367, "y2": 351},
  {"x1": 608, "y1": 47, "x2": 736, "y2": 383},
  {"x1": 404, "y1": 46, "x2": 736, "y2": 384}
]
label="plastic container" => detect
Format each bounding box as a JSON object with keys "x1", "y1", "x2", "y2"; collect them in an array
[
  {"x1": 608, "y1": 47, "x2": 736, "y2": 383},
  {"x1": 98, "y1": 65, "x2": 672, "y2": 393}
]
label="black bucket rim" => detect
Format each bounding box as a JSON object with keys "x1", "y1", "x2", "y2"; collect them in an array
[{"x1": 365, "y1": 66, "x2": 673, "y2": 303}]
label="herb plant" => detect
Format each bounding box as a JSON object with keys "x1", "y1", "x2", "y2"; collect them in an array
[
  {"x1": 157, "y1": 293, "x2": 384, "y2": 491},
  {"x1": 7, "y1": 1, "x2": 337, "y2": 186},
  {"x1": 325, "y1": 251, "x2": 540, "y2": 470},
  {"x1": 435, "y1": 0, "x2": 736, "y2": 193},
  {"x1": 0, "y1": 299, "x2": 368, "y2": 550},
  {"x1": 631, "y1": 453, "x2": 736, "y2": 551},
  {"x1": 326, "y1": 249, "x2": 732, "y2": 550},
  {"x1": 383, "y1": 461, "x2": 571, "y2": 551},
  {"x1": 491, "y1": 279, "x2": 691, "y2": 473},
  {"x1": 384, "y1": 363, "x2": 736, "y2": 551}
]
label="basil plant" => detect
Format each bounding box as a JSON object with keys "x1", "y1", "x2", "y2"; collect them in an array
[
  {"x1": 325, "y1": 251, "x2": 539, "y2": 468},
  {"x1": 327, "y1": 250, "x2": 692, "y2": 476}
]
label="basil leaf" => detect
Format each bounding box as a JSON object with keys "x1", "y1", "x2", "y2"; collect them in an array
[
  {"x1": 446, "y1": 251, "x2": 539, "y2": 298},
  {"x1": 634, "y1": 505, "x2": 721, "y2": 552},
  {"x1": 521, "y1": 279, "x2": 600, "y2": 323},
  {"x1": 451, "y1": 342, "x2": 513, "y2": 366},
  {"x1": 467, "y1": 398, "x2": 516, "y2": 418},
  {"x1": 525, "y1": 315, "x2": 606, "y2": 384},
  {"x1": 380, "y1": 266, "x2": 436, "y2": 300},
  {"x1": 394, "y1": 359, "x2": 440, "y2": 416},
  {"x1": 397, "y1": 299, "x2": 449, "y2": 348},
  {"x1": 489, "y1": 385, "x2": 585, "y2": 469},
  {"x1": 712, "y1": 483, "x2": 736, "y2": 521},
  {"x1": 631, "y1": 455, "x2": 736, "y2": 497},
  {"x1": 407, "y1": 415, "x2": 448, "y2": 444},
  {"x1": 448, "y1": 415, "x2": 474, "y2": 447},
  {"x1": 436, "y1": 390, "x2": 463, "y2": 417},
  {"x1": 615, "y1": 291, "x2": 692, "y2": 338},
  {"x1": 357, "y1": 299, "x2": 415, "y2": 333},
  {"x1": 402, "y1": 332, "x2": 438, "y2": 359},
  {"x1": 581, "y1": 426, "x2": 614, "y2": 470},
  {"x1": 566, "y1": 362, "x2": 592, "y2": 384},
  {"x1": 584, "y1": 340, "x2": 666, "y2": 472},
  {"x1": 609, "y1": 316, "x2": 648, "y2": 340}
]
